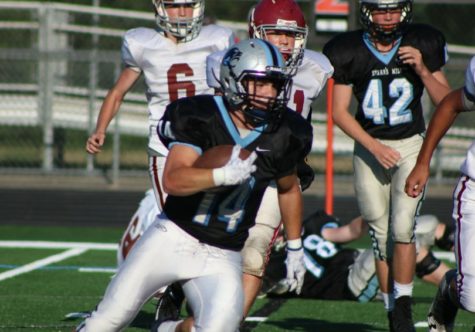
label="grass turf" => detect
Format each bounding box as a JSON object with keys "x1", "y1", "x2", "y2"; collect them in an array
[{"x1": 0, "y1": 225, "x2": 473, "y2": 332}]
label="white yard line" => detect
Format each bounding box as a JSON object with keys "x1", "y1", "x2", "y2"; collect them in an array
[
  {"x1": 415, "y1": 321, "x2": 429, "y2": 328},
  {"x1": 0, "y1": 240, "x2": 117, "y2": 250},
  {"x1": 0, "y1": 247, "x2": 87, "y2": 282},
  {"x1": 244, "y1": 317, "x2": 267, "y2": 322}
]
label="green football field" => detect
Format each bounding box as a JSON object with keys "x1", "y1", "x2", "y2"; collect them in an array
[{"x1": 0, "y1": 225, "x2": 473, "y2": 332}]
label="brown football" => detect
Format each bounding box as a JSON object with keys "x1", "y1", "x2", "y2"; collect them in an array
[{"x1": 193, "y1": 145, "x2": 252, "y2": 169}]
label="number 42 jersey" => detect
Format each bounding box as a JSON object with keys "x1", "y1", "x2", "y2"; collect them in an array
[{"x1": 323, "y1": 24, "x2": 447, "y2": 140}]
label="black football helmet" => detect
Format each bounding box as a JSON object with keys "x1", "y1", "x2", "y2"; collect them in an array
[{"x1": 359, "y1": 0, "x2": 412, "y2": 44}]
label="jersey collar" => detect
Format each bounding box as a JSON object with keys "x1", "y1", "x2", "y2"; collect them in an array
[
  {"x1": 363, "y1": 32, "x2": 401, "y2": 66},
  {"x1": 213, "y1": 96, "x2": 264, "y2": 148}
]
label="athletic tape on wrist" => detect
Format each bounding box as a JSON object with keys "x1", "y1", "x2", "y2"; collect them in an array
[
  {"x1": 287, "y1": 238, "x2": 302, "y2": 250},
  {"x1": 212, "y1": 168, "x2": 225, "y2": 186}
]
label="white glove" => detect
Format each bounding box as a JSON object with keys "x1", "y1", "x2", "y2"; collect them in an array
[
  {"x1": 212, "y1": 145, "x2": 257, "y2": 186},
  {"x1": 284, "y1": 244, "x2": 305, "y2": 295}
]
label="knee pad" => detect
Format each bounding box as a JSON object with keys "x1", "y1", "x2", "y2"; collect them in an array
[
  {"x1": 392, "y1": 213, "x2": 417, "y2": 244},
  {"x1": 415, "y1": 214, "x2": 438, "y2": 249},
  {"x1": 241, "y1": 246, "x2": 265, "y2": 277},
  {"x1": 241, "y1": 223, "x2": 276, "y2": 277},
  {"x1": 415, "y1": 251, "x2": 441, "y2": 279}
]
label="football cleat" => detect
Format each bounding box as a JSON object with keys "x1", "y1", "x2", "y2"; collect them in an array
[
  {"x1": 427, "y1": 270, "x2": 458, "y2": 332},
  {"x1": 392, "y1": 296, "x2": 415, "y2": 332},
  {"x1": 387, "y1": 311, "x2": 395, "y2": 332},
  {"x1": 151, "y1": 283, "x2": 185, "y2": 331}
]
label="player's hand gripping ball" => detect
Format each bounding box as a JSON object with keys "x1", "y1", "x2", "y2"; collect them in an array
[{"x1": 194, "y1": 145, "x2": 257, "y2": 191}]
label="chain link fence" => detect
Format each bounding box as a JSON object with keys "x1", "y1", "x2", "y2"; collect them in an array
[{"x1": 0, "y1": 1, "x2": 473, "y2": 184}]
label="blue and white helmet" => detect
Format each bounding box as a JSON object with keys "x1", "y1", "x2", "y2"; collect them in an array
[
  {"x1": 152, "y1": 0, "x2": 205, "y2": 42},
  {"x1": 359, "y1": 0, "x2": 412, "y2": 43},
  {"x1": 219, "y1": 39, "x2": 293, "y2": 127}
]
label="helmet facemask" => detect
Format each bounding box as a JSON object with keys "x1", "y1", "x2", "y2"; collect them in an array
[
  {"x1": 153, "y1": 0, "x2": 204, "y2": 42},
  {"x1": 360, "y1": 0, "x2": 412, "y2": 44},
  {"x1": 252, "y1": 25, "x2": 307, "y2": 76},
  {"x1": 238, "y1": 72, "x2": 292, "y2": 128},
  {"x1": 248, "y1": 0, "x2": 308, "y2": 76}
]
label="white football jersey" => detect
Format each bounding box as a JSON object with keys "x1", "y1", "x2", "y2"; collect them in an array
[
  {"x1": 460, "y1": 56, "x2": 475, "y2": 179},
  {"x1": 206, "y1": 48, "x2": 333, "y2": 119},
  {"x1": 122, "y1": 24, "x2": 235, "y2": 155}
]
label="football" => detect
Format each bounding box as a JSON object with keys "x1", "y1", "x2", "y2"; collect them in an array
[{"x1": 193, "y1": 145, "x2": 252, "y2": 169}]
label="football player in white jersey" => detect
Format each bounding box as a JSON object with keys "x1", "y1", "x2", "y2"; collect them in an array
[
  {"x1": 204, "y1": 0, "x2": 333, "y2": 318},
  {"x1": 406, "y1": 56, "x2": 475, "y2": 331},
  {"x1": 85, "y1": 0, "x2": 234, "y2": 215}
]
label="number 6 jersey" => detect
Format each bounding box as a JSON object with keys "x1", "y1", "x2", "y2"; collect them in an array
[
  {"x1": 323, "y1": 24, "x2": 447, "y2": 140},
  {"x1": 121, "y1": 25, "x2": 235, "y2": 155}
]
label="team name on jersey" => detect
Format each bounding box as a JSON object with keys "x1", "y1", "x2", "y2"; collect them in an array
[{"x1": 371, "y1": 67, "x2": 402, "y2": 77}]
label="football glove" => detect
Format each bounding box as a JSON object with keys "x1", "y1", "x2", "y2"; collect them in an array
[
  {"x1": 284, "y1": 246, "x2": 305, "y2": 295},
  {"x1": 213, "y1": 145, "x2": 257, "y2": 186}
]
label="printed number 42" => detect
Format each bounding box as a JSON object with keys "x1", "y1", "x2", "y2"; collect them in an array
[{"x1": 362, "y1": 78, "x2": 414, "y2": 126}]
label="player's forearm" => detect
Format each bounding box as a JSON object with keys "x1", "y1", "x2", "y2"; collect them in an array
[
  {"x1": 278, "y1": 183, "x2": 303, "y2": 241},
  {"x1": 420, "y1": 70, "x2": 451, "y2": 106},
  {"x1": 163, "y1": 167, "x2": 215, "y2": 196},
  {"x1": 333, "y1": 109, "x2": 378, "y2": 152},
  {"x1": 95, "y1": 91, "x2": 124, "y2": 133}
]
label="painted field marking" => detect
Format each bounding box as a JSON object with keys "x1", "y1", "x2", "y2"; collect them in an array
[
  {"x1": 0, "y1": 247, "x2": 87, "y2": 282},
  {"x1": 0, "y1": 240, "x2": 117, "y2": 250},
  {"x1": 244, "y1": 317, "x2": 267, "y2": 322}
]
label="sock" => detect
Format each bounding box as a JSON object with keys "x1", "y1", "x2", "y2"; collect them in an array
[
  {"x1": 382, "y1": 292, "x2": 395, "y2": 311},
  {"x1": 394, "y1": 281, "x2": 413, "y2": 299},
  {"x1": 157, "y1": 320, "x2": 183, "y2": 332}
]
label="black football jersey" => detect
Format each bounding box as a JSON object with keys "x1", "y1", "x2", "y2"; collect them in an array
[
  {"x1": 264, "y1": 210, "x2": 359, "y2": 300},
  {"x1": 323, "y1": 24, "x2": 447, "y2": 139},
  {"x1": 158, "y1": 95, "x2": 313, "y2": 251}
]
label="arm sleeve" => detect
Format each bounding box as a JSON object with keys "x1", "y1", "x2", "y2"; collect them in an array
[
  {"x1": 206, "y1": 51, "x2": 225, "y2": 89},
  {"x1": 158, "y1": 99, "x2": 208, "y2": 154},
  {"x1": 463, "y1": 56, "x2": 475, "y2": 111},
  {"x1": 275, "y1": 118, "x2": 313, "y2": 179},
  {"x1": 417, "y1": 26, "x2": 448, "y2": 72},
  {"x1": 323, "y1": 37, "x2": 353, "y2": 85},
  {"x1": 121, "y1": 31, "x2": 142, "y2": 72}
]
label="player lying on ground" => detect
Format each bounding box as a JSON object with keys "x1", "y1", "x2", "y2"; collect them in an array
[{"x1": 262, "y1": 210, "x2": 454, "y2": 301}]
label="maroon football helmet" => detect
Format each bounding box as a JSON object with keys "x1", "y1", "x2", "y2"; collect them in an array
[{"x1": 248, "y1": 0, "x2": 308, "y2": 73}]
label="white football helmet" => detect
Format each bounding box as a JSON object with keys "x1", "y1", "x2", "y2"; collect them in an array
[
  {"x1": 219, "y1": 39, "x2": 293, "y2": 128},
  {"x1": 359, "y1": 0, "x2": 412, "y2": 43},
  {"x1": 152, "y1": 0, "x2": 205, "y2": 42}
]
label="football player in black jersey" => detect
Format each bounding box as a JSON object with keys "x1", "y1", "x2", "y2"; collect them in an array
[
  {"x1": 322, "y1": 0, "x2": 450, "y2": 331},
  {"x1": 76, "y1": 39, "x2": 312, "y2": 332},
  {"x1": 262, "y1": 211, "x2": 454, "y2": 302}
]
